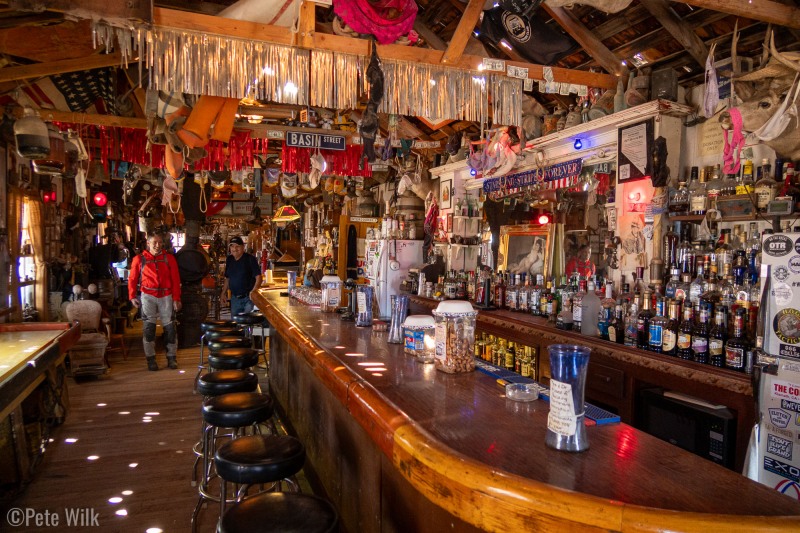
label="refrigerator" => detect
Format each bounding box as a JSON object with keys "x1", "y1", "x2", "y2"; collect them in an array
[{"x1": 364, "y1": 239, "x2": 423, "y2": 319}]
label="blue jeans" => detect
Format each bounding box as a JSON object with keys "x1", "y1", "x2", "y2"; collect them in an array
[{"x1": 230, "y1": 295, "x2": 254, "y2": 317}]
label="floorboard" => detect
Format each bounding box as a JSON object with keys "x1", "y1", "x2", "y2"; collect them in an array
[{"x1": 5, "y1": 322, "x2": 272, "y2": 533}]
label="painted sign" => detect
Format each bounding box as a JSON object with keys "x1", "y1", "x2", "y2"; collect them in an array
[
  {"x1": 483, "y1": 158, "x2": 583, "y2": 200},
  {"x1": 285, "y1": 131, "x2": 346, "y2": 151}
]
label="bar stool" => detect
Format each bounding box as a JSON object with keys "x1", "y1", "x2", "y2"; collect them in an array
[
  {"x1": 192, "y1": 392, "x2": 275, "y2": 532},
  {"x1": 208, "y1": 348, "x2": 260, "y2": 371},
  {"x1": 219, "y1": 493, "x2": 338, "y2": 533},
  {"x1": 215, "y1": 435, "x2": 305, "y2": 516},
  {"x1": 196, "y1": 321, "x2": 242, "y2": 390},
  {"x1": 233, "y1": 312, "x2": 270, "y2": 370},
  {"x1": 192, "y1": 370, "x2": 260, "y2": 486}
]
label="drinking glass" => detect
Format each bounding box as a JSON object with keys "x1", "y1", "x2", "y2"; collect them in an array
[{"x1": 545, "y1": 344, "x2": 591, "y2": 452}]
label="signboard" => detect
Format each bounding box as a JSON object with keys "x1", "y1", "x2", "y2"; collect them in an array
[
  {"x1": 285, "y1": 131, "x2": 346, "y2": 151},
  {"x1": 483, "y1": 158, "x2": 583, "y2": 200},
  {"x1": 617, "y1": 118, "x2": 654, "y2": 184}
]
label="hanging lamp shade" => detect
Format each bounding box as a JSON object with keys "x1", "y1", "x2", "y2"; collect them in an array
[{"x1": 272, "y1": 204, "x2": 301, "y2": 223}]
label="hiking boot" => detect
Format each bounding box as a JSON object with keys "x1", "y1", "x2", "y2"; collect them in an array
[
  {"x1": 147, "y1": 357, "x2": 159, "y2": 371},
  {"x1": 167, "y1": 357, "x2": 178, "y2": 369}
]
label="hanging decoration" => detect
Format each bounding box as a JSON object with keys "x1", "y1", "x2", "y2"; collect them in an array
[
  {"x1": 491, "y1": 75, "x2": 524, "y2": 128},
  {"x1": 281, "y1": 145, "x2": 372, "y2": 177}
]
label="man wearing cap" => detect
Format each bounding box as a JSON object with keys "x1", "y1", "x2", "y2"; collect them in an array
[
  {"x1": 221, "y1": 236, "x2": 262, "y2": 317},
  {"x1": 129, "y1": 232, "x2": 182, "y2": 371}
]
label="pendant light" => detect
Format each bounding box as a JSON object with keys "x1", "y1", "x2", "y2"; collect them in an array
[{"x1": 13, "y1": 107, "x2": 49, "y2": 159}]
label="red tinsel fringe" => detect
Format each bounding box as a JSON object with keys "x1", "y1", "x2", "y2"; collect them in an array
[{"x1": 280, "y1": 145, "x2": 372, "y2": 177}]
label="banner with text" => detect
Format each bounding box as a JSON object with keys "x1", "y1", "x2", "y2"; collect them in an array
[{"x1": 483, "y1": 158, "x2": 583, "y2": 200}]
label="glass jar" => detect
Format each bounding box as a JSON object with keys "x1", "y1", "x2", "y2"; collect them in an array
[
  {"x1": 13, "y1": 107, "x2": 50, "y2": 159},
  {"x1": 432, "y1": 301, "x2": 477, "y2": 373},
  {"x1": 355, "y1": 285, "x2": 374, "y2": 327},
  {"x1": 32, "y1": 122, "x2": 66, "y2": 175},
  {"x1": 319, "y1": 274, "x2": 342, "y2": 312},
  {"x1": 402, "y1": 315, "x2": 435, "y2": 362}
]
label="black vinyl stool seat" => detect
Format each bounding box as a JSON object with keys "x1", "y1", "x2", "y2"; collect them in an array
[
  {"x1": 197, "y1": 370, "x2": 259, "y2": 397},
  {"x1": 215, "y1": 435, "x2": 305, "y2": 486},
  {"x1": 219, "y1": 493, "x2": 337, "y2": 533},
  {"x1": 233, "y1": 312, "x2": 267, "y2": 326},
  {"x1": 201, "y1": 320, "x2": 237, "y2": 332},
  {"x1": 209, "y1": 348, "x2": 259, "y2": 370},
  {"x1": 205, "y1": 328, "x2": 245, "y2": 341},
  {"x1": 209, "y1": 336, "x2": 252, "y2": 352},
  {"x1": 203, "y1": 392, "x2": 274, "y2": 428}
]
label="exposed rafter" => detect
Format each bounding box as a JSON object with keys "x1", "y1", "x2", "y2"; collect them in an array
[
  {"x1": 640, "y1": 0, "x2": 709, "y2": 67},
  {"x1": 441, "y1": 0, "x2": 483, "y2": 64},
  {"x1": 675, "y1": 0, "x2": 800, "y2": 29},
  {"x1": 0, "y1": 52, "x2": 133, "y2": 83},
  {"x1": 544, "y1": 4, "x2": 628, "y2": 78}
]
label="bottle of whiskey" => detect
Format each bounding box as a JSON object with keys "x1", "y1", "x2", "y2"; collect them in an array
[
  {"x1": 573, "y1": 279, "x2": 587, "y2": 331},
  {"x1": 636, "y1": 290, "x2": 654, "y2": 350},
  {"x1": 662, "y1": 300, "x2": 680, "y2": 356},
  {"x1": 708, "y1": 307, "x2": 727, "y2": 367},
  {"x1": 755, "y1": 158, "x2": 778, "y2": 210},
  {"x1": 608, "y1": 302, "x2": 625, "y2": 344},
  {"x1": 648, "y1": 297, "x2": 668, "y2": 353},
  {"x1": 689, "y1": 166, "x2": 708, "y2": 215},
  {"x1": 677, "y1": 304, "x2": 694, "y2": 360},
  {"x1": 725, "y1": 308, "x2": 750, "y2": 372},
  {"x1": 692, "y1": 302, "x2": 711, "y2": 364}
]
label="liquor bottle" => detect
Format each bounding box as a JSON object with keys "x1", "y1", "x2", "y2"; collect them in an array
[
  {"x1": 520, "y1": 346, "x2": 532, "y2": 378},
  {"x1": 689, "y1": 265, "x2": 705, "y2": 306},
  {"x1": 669, "y1": 181, "x2": 689, "y2": 216},
  {"x1": 677, "y1": 305, "x2": 694, "y2": 360},
  {"x1": 755, "y1": 158, "x2": 778, "y2": 209},
  {"x1": 719, "y1": 264, "x2": 736, "y2": 310},
  {"x1": 607, "y1": 303, "x2": 624, "y2": 344},
  {"x1": 665, "y1": 268, "x2": 681, "y2": 299},
  {"x1": 675, "y1": 271, "x2": 691, "y2": 302},
  {"x1": 444, "y1": 270, "x2": 457, "y2": 300},
  {"x1": 692, "y1": 302, "x2": 711, "y2": 364},
  {"x1": 557, "y1": 298, "x2": 573, "y2": 330},
  {"x1": 466, "y1": 271, "x2": 476, "y2": 302},
  {"x1": 495, "y1": 339, "x2": 507, "y2": 368},
  {"x1": 740, "y1": 158, "x2": 755, "y2": 193},
  {"x1": 624, "y1": 294, "x2": 640, "y2": 347},
  {"x1": 580, "y1": 280, "x2": 601, "y2": 336},
  {"x1": 636, "y1": 290, "x2": 654, "y2": 350},
  {"x1": 662, "y1": 300, "x2": 680, "y2": 356},
  {"x1": 708, "y1": 307, "x2": 727, "y2": 367},
  {"x1": 505, "y1": 341, "x2": 516, "y2": 371},
  {"x1": 677, "y1": 231, "x2": 696, "y2": 276},
  {"x1": 725, "y1": 308, "x2": 750, "y2": 372},
  {"x1": 599, "y1": 283, "x2": 616, "y2": 340},
  {"x1": 721, "y1": 172, "x2": 738, "y2": 196},
  {"x1": 456, "y1": 271, "x2": 467, "y2": 300},
  {"x1": 715, "y1": 229, "x2": 733, "y2": 275},
  {"x1": 530, "y1": 275, "x2": 543, "y2": 316},
  {"x1": 689, "y1": 166, "x2": 708, "y2": 215},
  {"x1": 648, "y1": 297, "x2": 668, "y2": 353},
  {"x1": 540, "y1": 279, "x2": 551, "y2": 317},
  {"x1": 518, "y1": 273, "x2": 529, "y2": 313},
  {"x1": 434, "y1": 275, "x2": 445, "y2": 300},
  {"x1": 572, "y1": 280, "x2": 587, "y2": 330},
  {"x1": 663, "y1": 223, "x2": 680, "y2": 274},
  {"x1": 706, "y1": 164, "x2": 723, "y2": 207},
  {"x1": 506, "y1": 274, "x2": 519, "y2": 311},
  {"x1": 494, "y1": 271, "x2": 506, "y2": 310}
]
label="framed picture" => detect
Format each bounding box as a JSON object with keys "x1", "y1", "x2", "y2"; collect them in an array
[
  {"x1": 498, "y1": 224, "x2": 551, "y2": 280},
  {"x1": 440, "y1": 178, "x2": 452, "y2": 210},
  {"x1": 617, "y1": 118, "x2": 654, "y2": 184}
]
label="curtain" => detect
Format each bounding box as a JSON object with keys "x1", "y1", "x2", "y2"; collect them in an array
[
  {"x1": 26, "y1": 196, "x2": 48, "y2": 321},
  {"x1": 7, "y1": 187, "x2": 23, "y2": 322},
  {"x1": 550, "y1": 223, "x2": 565, "y2": 279}
]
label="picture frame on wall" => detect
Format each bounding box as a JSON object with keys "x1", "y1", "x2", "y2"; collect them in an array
[
  {"x1": 440, "y1": 179, "x2": 452, "y2": 210},
  {"x1": 617, "y1": 118, "x2": 654, "y2": 184},
  {"x1": 498, "y1": 224, "x2": 552, "y2": 280}
]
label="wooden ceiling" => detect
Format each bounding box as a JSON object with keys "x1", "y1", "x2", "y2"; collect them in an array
[{"x1": 1, "y1": 0, "x2": 799, "y2": 144}]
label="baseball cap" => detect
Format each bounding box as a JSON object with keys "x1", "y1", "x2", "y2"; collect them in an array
[{"x1": 230, "y1": 236, "x2": 244, "y2": 246}]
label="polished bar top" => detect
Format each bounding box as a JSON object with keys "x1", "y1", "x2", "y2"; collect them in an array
[{"x1": 254, "y1": 289, "x2": 800, "y2": 531}]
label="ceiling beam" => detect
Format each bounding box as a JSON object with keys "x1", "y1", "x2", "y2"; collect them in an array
[
  {"x1": 544, "y1": 4, "x2": 628, "y2": 78},
  {"x1": 674, "y1": 0, "x2": 800, "y2": 29},
  {"x1": 297, "y1": 0, "x2": 315, "y2": 49},
  {"x1": 0, "y1": 52, "x2": 134, "y2": 83},
  {"x1": 414, "y1": 21, "x2": 448, "y2": 51},
  {"x1": 40, "y1": 110, "x2": 146, "y2": 128},
  {"x1": 6, "y1": 0, "x2": 151, "y2": 22},
  {"x1": 640, "y1": 0, "x2": 709, "y2": 67},
  {"x1": 152, "y1": 7, "x2": 617, "y2": 89}
]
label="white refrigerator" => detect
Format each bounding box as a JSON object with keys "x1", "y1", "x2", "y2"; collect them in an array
[{"x1": 364, "y1": 239, "x2": 423, "y2": 319}]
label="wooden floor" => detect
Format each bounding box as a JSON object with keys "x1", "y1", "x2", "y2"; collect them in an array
[{"x1": 6, "y1": 323, "x2": 270, "y2": 533}]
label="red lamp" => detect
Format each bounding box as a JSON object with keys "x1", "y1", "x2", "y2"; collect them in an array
[
  {"x1": 93, "y1": 191, "x2": 108, "y2": 207},
  {"x1": 537, "y1": 212, "x2": 553, "y2": 225}
]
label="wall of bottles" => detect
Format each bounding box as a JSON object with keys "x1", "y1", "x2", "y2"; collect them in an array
[{"x1": 474, "y1": 332, "x2": 538, "y2": 381}]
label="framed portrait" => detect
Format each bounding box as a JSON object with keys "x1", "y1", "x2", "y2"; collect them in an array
[
  {"x1": 440, "y1": 178, "x2": 452, "y2": 210},
  {"x1": 498, "y1": 224, "x2": 551, "y2": 280}
]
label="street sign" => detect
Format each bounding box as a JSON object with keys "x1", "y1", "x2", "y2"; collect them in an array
[{"x1": 285, "y1": 131, "x2": 346, "y2": 151}]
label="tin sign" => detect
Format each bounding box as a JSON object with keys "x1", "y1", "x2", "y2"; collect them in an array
[{"x1": 286, "y1": 131, "x2": 346, "y2": 151}]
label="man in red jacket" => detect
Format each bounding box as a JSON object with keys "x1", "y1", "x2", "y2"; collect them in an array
[{"x1": 128, "y1": 233, "x2": 182, "y2": 371}]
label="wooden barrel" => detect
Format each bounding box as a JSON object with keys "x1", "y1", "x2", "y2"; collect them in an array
[{"x1": 396, "y1": 192, "x2": 425, "y2": 237}]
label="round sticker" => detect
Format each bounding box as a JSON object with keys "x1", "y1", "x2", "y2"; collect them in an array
[
  {"x1": 773, "y1": 308, "x2": 800, "y2": 344},
  {"x1": 765, "y1": 234, "x2": 793, "y2": 257},
  {"x1": 774, "y1": 266, "x2": 791, "y2": 282},
  {"x1": 773, "y1": 282, "x2": 794, "y2": 306},
  {"x1": 790, "y1": 255, "x2": 800, "y2": 274}
]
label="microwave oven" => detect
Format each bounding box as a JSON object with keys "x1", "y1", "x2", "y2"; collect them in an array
[{"x1": 636, "y1": 388, "x2": 737, "y2": 469}]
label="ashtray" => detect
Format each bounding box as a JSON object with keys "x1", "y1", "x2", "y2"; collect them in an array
[{"x1": 505, "y1": 382, "x2": 539, "y2": 402}]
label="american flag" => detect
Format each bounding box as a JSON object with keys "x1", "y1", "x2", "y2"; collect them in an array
[{"x1": 50, "y1": 67, "x2": 117, "y2": 114}]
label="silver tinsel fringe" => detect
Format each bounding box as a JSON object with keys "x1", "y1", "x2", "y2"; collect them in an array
[{"x1": 93, "y1": 21, "x2": 521, "y2": 125}]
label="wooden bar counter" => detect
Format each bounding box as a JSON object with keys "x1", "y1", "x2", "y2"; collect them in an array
[{"x1": 253, "y1": 289, "x2": 800, "y2": 532}]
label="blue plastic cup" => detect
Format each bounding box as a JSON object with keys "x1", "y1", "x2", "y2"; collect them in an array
[{"x1": 546, "y1": 344, "x2": 591, "y2": 452}]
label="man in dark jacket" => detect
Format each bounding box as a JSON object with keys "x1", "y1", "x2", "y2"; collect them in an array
[
  {"x1": 128, "y1": 233, "x2": 182, "y2": 371},
  {"x1": 220, "y1": 236, "x2": 262, "y2": 317}
]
